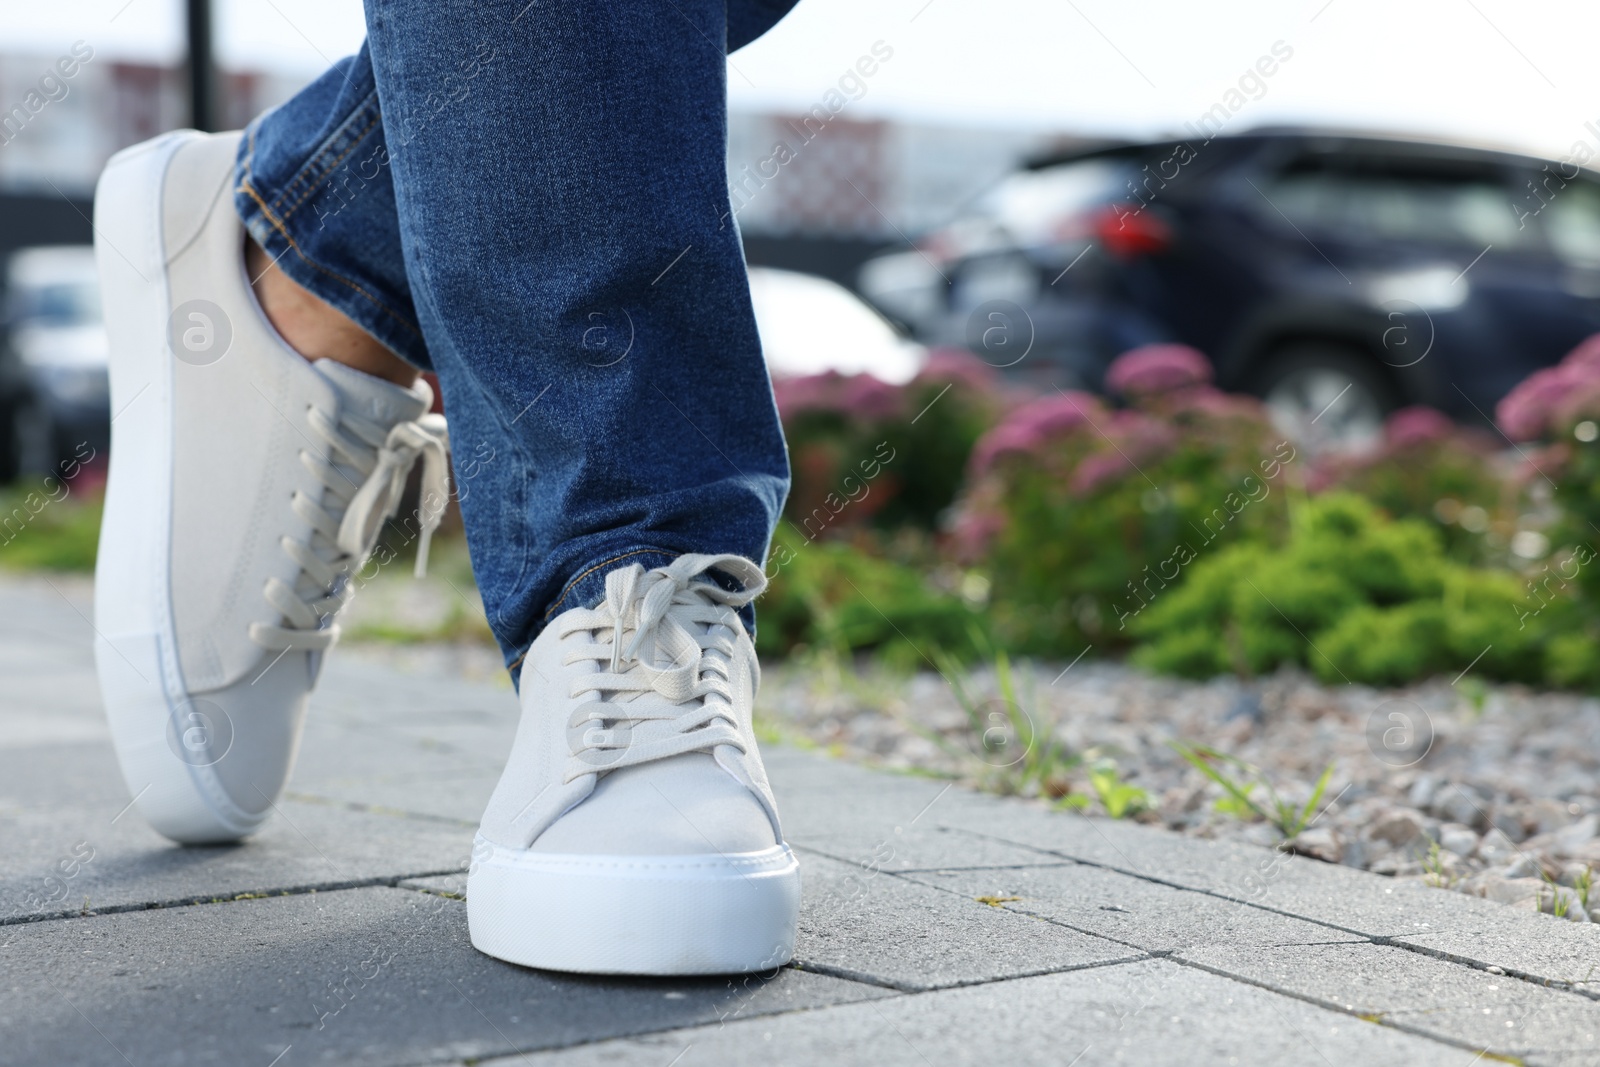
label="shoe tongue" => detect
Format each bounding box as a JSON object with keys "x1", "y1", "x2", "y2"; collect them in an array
[{"x1": 313, "y1": 359, "x2": 431, "y2": 428}]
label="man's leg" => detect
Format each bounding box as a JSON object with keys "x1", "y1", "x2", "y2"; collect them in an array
[
  {"x1": 359, "y1": 0, "x2": 789, "y2": 665},
  {"x1": 352, "y1": 0, "x2": 798, "y2": 974},
  {"x1": 238, "y1": 7, "x2": 793, "y2": 665}
]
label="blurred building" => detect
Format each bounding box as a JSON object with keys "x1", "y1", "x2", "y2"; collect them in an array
[
  {"x1": 0, "y1": 51, "x2": 1075, "y2": 286},
  {"x1": 0, "y1": 53, "x2": 305, "y2": 196}
]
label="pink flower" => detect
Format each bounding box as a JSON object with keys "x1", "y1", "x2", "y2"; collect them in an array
[
  {"x1": 837, "y1": 374, "x2": 905, "y2": 421},
  {"x1": 1105, "y1": 344, "x2": 1212, "y2": 398},
  {"x1": 1497, "y1": 365, "x2": 1579, "y2": 441},
  {"x1": 949, "y1": 506, "x2": 1006, "y2": 560},
  {"x1": 1384, "y1": 406, "x2": 1454, "y2": 449},
  {"x1": 1069, "y1": 451, "x2": 1132, "y2": 497},
  {"x1": 1563, "y1": 333, "x2": 1600, "y2": 373},
  {"x1": 1551, "y1": 375, "x2": 1600, "y2": 434},
  {"x1": 913, "y1": 347, "x2": 1000, "y2": 394},
  {"x1": 966, "y1": 391, "x2": 1103, "y2": 477},
  {"x1": 771, "y1": 371, "x2": 841, "y2": 417},
  {"x1": 1013, "y1": 390, "x2": 1104, "y2": 436},
  {"x1": 968, "y1": 422, "x2": 1045, "y2": 475},
  {"x1": 1108, "y1": 408, "x2": 1179, "y2": 461},
  {"x1": 1496, "y1": 335, "x2": 1600, "y2": 440},
  {"x1": 772, "y1": 371, "x2": 905, "y2": 423}
]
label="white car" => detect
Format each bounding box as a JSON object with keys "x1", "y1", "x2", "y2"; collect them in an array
[
  {"x1": 3, "y1": 246, "x2": 108, "y2": 476},
  {"x1": 747, "y1": 267, "x2": 926, "y2": 385}
]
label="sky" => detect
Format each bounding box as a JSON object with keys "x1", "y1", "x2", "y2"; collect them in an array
[{"x1": 9, "y1": 0, "x2": 1600, "y2": 159}]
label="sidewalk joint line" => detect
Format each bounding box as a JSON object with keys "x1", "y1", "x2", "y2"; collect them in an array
[
  {"x1": 1166, "y1": 952, "x2": 1534, "y2": 1061},
  {"x1": 0, "y1": 870, "x2": 465, "y2": 928},
  {"x1": 944, "y1": 823, "x2": 1600, "y2": 1004}
]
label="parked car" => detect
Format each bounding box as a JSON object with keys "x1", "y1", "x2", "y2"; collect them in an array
[
  {"x1": 861, "y1": 128, "x2": 1600, "y2": 448},
  {"x1": 749, "y1": 266, "x2": 925, "y2": 384},
  {"x1": 0, "y1": 246, "x2": 108, "y2": 478}
]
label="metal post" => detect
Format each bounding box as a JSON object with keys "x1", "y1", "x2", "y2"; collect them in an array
[{"x1": 186, "y1": 0, "x2": 216, "y2": 131}]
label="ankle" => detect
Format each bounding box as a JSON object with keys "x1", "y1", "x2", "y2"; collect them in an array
[{"x1": 245, "y1": 238, "x2": 419, "y2": 388}]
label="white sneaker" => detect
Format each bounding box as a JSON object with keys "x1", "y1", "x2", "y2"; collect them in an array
[
  {"x1": 468, "y1": 554, "x2": 800, "y2": 975},
  {"x1": 93, "y1": 130, "x2": 449, "y2": 844}
]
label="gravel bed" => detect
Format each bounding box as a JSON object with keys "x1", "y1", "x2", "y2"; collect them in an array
[{"x1": 759, "y1": 655, "x2": 1600, "y2": 923}]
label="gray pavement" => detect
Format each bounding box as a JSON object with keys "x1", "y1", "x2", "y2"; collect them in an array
[{"x1": 4, "y1": 575, "x2": 1600, "y2": 1066}]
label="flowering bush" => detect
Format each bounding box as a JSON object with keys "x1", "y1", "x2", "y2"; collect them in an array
[
  {"x1": 1495, "y1": 334, "x2": 1600, "y2": 659},
  {"x1": 1497, "y1": 333, "x2": 1600, "y2": 442},
  {"x1": 1310, "y1": 406, "x2": 1509, "y2": 563},
  {"x1": 774, "y1": 349, "x2": 1006, "y2": 539},
  {"x1": 953, "y1": 345, "x2": 1296, "y2": 656}
]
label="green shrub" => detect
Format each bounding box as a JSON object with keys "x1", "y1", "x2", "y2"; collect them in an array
[
  {"x1": 0, "y1": 480, "x2": 102, "y2": 572},
  {"x1": 1129, "y1": 493, "x2": 1575, "y2": 685},
  {"x1": 757, "y1": 526, "x2": 987, "y2": 667}
]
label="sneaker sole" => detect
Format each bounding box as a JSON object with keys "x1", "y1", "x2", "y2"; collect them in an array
[
  {"x1": 93, "y1": 129, "x2": 266, "y2": 845},
  {"x1": 466, "y1": 835, "x2": 801, "y2": 975}
]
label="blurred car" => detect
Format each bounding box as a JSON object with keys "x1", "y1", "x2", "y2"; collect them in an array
[
  {"x1": 0, "y1": 246, "x2": 108, "y2": 478},
  {"x1": 748, "y1": 266, "x2": 925, "y2": 385},
  {"x1": 861, "y1": 129, "x2": 1600, "y2": 448}
]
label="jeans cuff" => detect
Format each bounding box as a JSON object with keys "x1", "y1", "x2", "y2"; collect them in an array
[{"x1": 232, "y1": 116, "x2": 433, "y2": 370}]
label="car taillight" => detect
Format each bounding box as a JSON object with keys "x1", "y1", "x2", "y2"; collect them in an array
[{"x1": 1090, "y1": 203, "x2": 1172, "y2": 258}]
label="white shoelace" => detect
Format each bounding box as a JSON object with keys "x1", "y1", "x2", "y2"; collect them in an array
[
  {"x1": 248, "y1": 402, "x2": 450, "y2": 653},
  {"x1": 557, "y1": 553, "x2": 767, "y2": 782}
]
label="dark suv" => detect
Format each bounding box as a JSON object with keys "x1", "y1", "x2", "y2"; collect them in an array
[{"x1": 860, "y1": 129, "x2": 1600, "y2": 446}]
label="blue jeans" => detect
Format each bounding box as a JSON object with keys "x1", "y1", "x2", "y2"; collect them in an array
[{"x1": 234, "y1": 0, "x2": 797, "y2": 668}]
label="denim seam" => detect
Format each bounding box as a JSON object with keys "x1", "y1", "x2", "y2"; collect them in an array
[
  {"x1": 243, "y1": 88, "x2": 384, "y2": 222},
  {"x1": 277, "y1": 107, "x2": 384, "y2": 220},
  {"x1": 234, "y1": 177, "x2": 426, "y2": 341}
]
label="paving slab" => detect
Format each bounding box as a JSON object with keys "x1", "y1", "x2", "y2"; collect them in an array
[
  {"x1": 862, "y1": 762, "x2": 1600, "y2": 994},
  {"x1": 1394, "y1": 909, "x2": 1600, "y2": 997},
  {"x1": 0, "y1": 725, "x2": 474, "y2": 925},
  {"x1": 905, "y1": 860, "x2": 1358, "y2": 953},
  {"x1": 908, "y1": 839, "x2": 1600, "y2": 1059},
  {"x1": 765, "y1": 750, "x2": 1070, "y2": 871},
  {"x1": 1180, "y1": 940, "x2": 1600, "y2": 1063},
  {"x1": 0, "y1": 583, "x2": 107, "y2": 750},
  {"x1": 791, "y1": 852, "x2": 1143, "y2": 990},
  {"x1": 281, "y1": 654, "x2": 520, "y2": 825},
  {"x1": 0, "y1": 788, "x2": 471, "y2": 924},
  {"x1": 485, "y1": 958, "x2": 1489, "y2": 1067},
  {"x1": 0, "y1": 885, "x2": 888, "y2": 1067}
]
